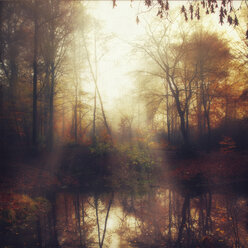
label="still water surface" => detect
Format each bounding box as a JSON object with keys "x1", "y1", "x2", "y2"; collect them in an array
[{"x1": 53, "y1": 187, "x2": 248, "y2": 248}]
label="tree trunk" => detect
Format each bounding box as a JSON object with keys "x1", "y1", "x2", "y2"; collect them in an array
[
  {"x1": 94, "y1": 195, "x2": 101, "y2": 248},
  {"x1": 9, "y1": 54, "x2": 18, "y2": 109},
  {"x1": 95, "y1": 83, "x2": 112, "y2": 141},
  {"x1": 81, "y1": 199, "x2": 86, "y2": 248},
  {"x1": 48, "y1": 62, "x2": 55, "y2": 149},
  {"x1": 75, "y1": 193, "x2": 82, "y2": 247},
  {"x1": 47, "y1": 192, "x2": 60, "y2": 248},
  {"x1": 168, "y1": 80, "x2": 188, "y2": 146},
  {"x1": 74, "y1": 90, "x2": 78, "y2": 144},
  {"x1": 179, "y1": 112, "x2": 188, "y2": 146},
  {"x1": 196, "y1": 81, "x2": 203, "y2": 139},
  {"x1": 0, "y1": 84, "x2": 5, "y2": 152},
  {"x1": 205, "y1": 192, "x2": 212, "y2": 234},
  {"x1": 64, "y1": 194, "x2": 68, "y2": 227},
  {"x1": 205, "y1": 109, "x2": 211, "y2": 145},
  {"x1": 43, "y1": 66, "x2": 50, "y2": 140},
  {"x1": 9, "y1": 50, "x2": 21, "y2": 143},
  {"x1": 36, "y1": 218, "x2": 42, "y2": 248},
  {"x1": 93, "y1": 86, "x2": 97, "y2": 144},
  {"x1": 62, "y1": 101, "x2": 65, "y2": 140},
  {"x1": 166, "y1": 83, "x2": 171, "y2": 142},
  {"x1": 177, "y1": 195, "x2": 190, "y2": 246},
  {"x1": 94, "y1": 193, "x2": 114, "y2": 248},
  {"x1": 32, "y1": 4, "x2": 38, "y2": 147},
  {"x1": 168, "y1": 189, "x2": 172, "y2": 242},
  {"x1": 79, "y1": 100, "x2": 82, "y2": 138},
  {"x1": 199, "y1": 194, "x2": 205, "y2": 236}
]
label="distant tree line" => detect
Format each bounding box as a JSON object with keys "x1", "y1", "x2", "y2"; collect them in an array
[{"x1": 134, "y1": 18, "x2": 248, "y2": 150}]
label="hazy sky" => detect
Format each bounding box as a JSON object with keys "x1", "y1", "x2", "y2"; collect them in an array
[
  {"x1": 84, "y1": 1, "x2": 148, "y2": 109},
  {"x1": 83, "y1": 0, "x2": 241, "y2": 115}
]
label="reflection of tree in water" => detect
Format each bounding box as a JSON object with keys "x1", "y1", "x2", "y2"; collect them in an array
[
  {"x1": 56, "y1": 191, "x2": 115, "y2": 248},
  {"x1": 56, "y1": 192, "x2": 95, "y2": 247},
  {"x1": 1, "y1": 187, "x2": 247, "y2": 247},
  {"x1": 94, "y1": 192, "x2": 114, "y2": 248},
  {"x1": 117, "y1": 189, "x2": 248, "y2": 248}
]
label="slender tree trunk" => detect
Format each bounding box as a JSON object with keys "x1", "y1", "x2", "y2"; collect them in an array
[
  {"x1": 81, "y1": 199, "x2": 86, "y2": 248},
  {"x1": 196, "y1": 81, "x2": 203, "y2": 139},
  {"x1": 64, "y1": 194, "x2": 68, "y2": 227},
  {"x1": 168, "y1": 189, "x2": 172, "y2": 241},
  {"x1": 9, "y1": 57, "x2": 17, "y2": 109},
  {"x1": 51, "y1": 199, "x2": 60, "y2": 247},
  {"x1": 166, "y1": 83, "x2": 171, "y2": 142},
  {"x1": 74, "y1": 88, "x2": 78, "y2": 144},
  {"x1": 62, "y1": 101, "x2": 65, "y2": 140},
  {"x1": 43, "y1": 66, "x2": 49, "y2": 139},
  {"x1": 47, "y1": 192, "x2": 60, "y2": 248},
  {"x1": 75, "y1": 193, "x2": 82, "y2": 247},
  {"x1": 171, "y1": 106, "x2": 175, "y2": 142},
  {"x1": 0, "y1": 84, "x2": 5, "y2": 152},
  {"x1": 9, "y1": 53, "x2": 21, "y2": 143},
  {"x1": 205, "y1": 192, "x2": 212, "y2": 234},
  {"x1": 48, "y1": 62, "x2": 55, "y2": 149},
  {"x1": 79, "y1": 99, "x2": 82, "y2": 138},
  {"x1": 47, "y1": 6, "x2": 56, "y2": 149},
  {"x1": 205, "y1": 109, "x2": 211, "y2": 144},
  {"x1": 94, "y1": 193, "x2": 114, "y2": 248},
  {"x1": 227, "y1": 198, "x2": 240, "y2": 248},
  {"x1": 36, "y1": 218, "x2": 42, "y2": 248},
  {"x1": 94, "y1": 195, "x2": 102, "y2": 248},
  {"x1": 186, "y1": 200, "x2": 191, "y2": 247},
  {"x1": 73, "y1": 36, "x2": 78, "y2": 144},
  {"x1": 185, "y1": 107, "x2": 189, "y2": 135},
  {"x1": 100, "y1": 192, "x2": 114, "y2": 248},
  {"x1": 177, "y1": 195, "x2": 190, "y2": 247},
  {"x1": 179, "y1": 112, "x2": 188, "y2": 146},
  {"x1": 170, "y1": 85, "x2": 188, "y2": 145},
  {"x1": 32, "y1": 4, "x2": 38, "y2": 147},
  {"x1": 201, "y1": 83, "x2": 212, "y2": 147},
  {"x1": 93, "y1": 86, "x2": 97, "y2": 144},
  {"x1": 82, "y1": 30, "x2": 112, "y2": 143},
  {"x1": 95, "y1": 83, "x2": 112, "y2": 140},
  {"x1": 199, "y1": 194, "x2": 205, "y2": 236}
]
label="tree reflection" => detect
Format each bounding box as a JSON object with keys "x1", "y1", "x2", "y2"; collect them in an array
[
  {"x1": 0, "y1": 187, "x2": 247, "y2": 247},
  {"x1": 117, "y1": 189, "x2": 247, "y2": 248},
  {"x1": 94, "y1": 192, "x2": 114, "y2": 248}
]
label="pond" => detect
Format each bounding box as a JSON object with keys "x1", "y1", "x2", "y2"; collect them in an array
[
  {"x1": 1, "y1": 148, "x2": 248, "y2": 248},
  {"x1": 27, "y1": 187, "x2": 248, "y2": 248}
]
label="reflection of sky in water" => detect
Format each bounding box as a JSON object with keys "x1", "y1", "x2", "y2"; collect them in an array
[
  {"x1": 56, "y1": 189, "x2": 248, "y2": 248},
  {"x1": 108, "y1": 206, "x2": 137, "y2": 248}
]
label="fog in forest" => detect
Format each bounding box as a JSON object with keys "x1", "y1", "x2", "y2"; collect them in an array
[{"x1": 0, "y1": 0, "x2": 248, "y2": 248}]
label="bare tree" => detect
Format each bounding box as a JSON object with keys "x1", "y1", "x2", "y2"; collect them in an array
[
  {"x1": 39, "y1": 0, "x2": 77, "y2": 148},
  {"x1": 81, "y1": 19, "x2": 113, "y2": 144},
  {"x1": 190, "y1": 31, "x2": 230, "y2": 144},
  {"x1": 135, "y1": 21, "x2": 197, "y2": 146}
]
